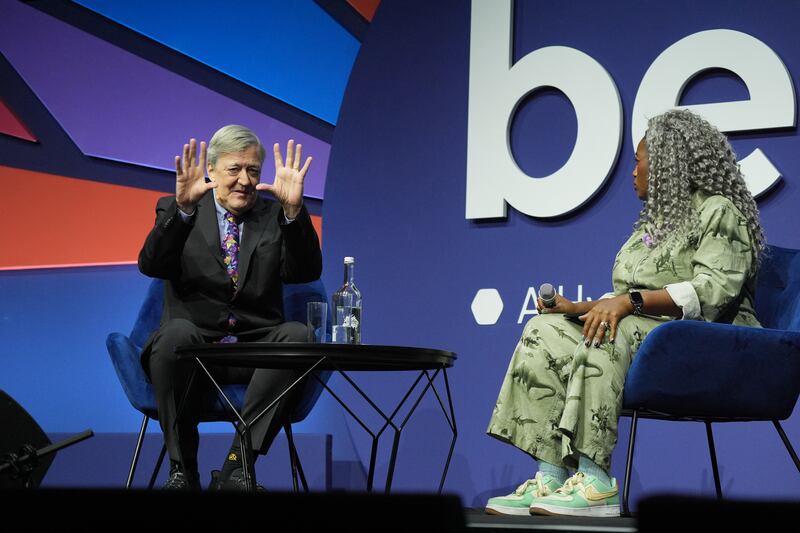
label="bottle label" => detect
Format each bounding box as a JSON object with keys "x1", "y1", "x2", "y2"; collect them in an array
[{"x1": 333, "y1": 306, "x2": 361, "y2": 344}]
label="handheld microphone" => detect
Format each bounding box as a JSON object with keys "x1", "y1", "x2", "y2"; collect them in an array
[{"x1": 539, "y1": 283, "x2": 557, "y2": 308}]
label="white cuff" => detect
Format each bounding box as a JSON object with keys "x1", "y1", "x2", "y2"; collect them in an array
[
  {"x1": 664, "y1": 281, "x2": 701, "y2": 320},
  {"x1": 599, "y1": 292, "x2": 616, "y2": 300},
  {"x1": 178, "y1": 207, "x2": 196, "y2": 222}
]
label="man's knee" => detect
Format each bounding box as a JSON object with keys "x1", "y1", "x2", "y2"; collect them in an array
[
  {"x1": 150, "y1": 319, "x2": 204, "y2": 361},
  {"x1": 271, "y1": 321, "x2": 308, "y2": 343}
]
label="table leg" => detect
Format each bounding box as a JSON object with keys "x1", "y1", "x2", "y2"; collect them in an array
[
  {"x1": 193, "y1": 358, "x2": 254, "y2": 491},
  {"x1": 438, "y1": 368, "x2": 458, "y2": 493},
  {"x1": 384, "y1": 370, "x2": 435, "y2": 493},
  {"x1": 193, "y1": 356, "x2": 327, "y2": 492},
  {"x1": 312, "y1": 373, "x2": 379, "y2": 491},
  {"x1": 384, "y1": 367, "x2": 457, "y2": 494},
  {"x1": 316, "y1": 364, "x2": 457, "y2": 495}
]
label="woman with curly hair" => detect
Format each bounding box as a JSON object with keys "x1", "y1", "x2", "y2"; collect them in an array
[{"x1": 485, "y1": 109, "x2": 765, "y2": 518}]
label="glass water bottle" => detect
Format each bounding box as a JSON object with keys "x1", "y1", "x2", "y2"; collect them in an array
[{"x1": 332, "y1": 256, "x2": 362, "y2": 344}]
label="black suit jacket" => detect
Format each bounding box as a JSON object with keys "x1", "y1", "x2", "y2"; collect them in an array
[{"x1": 138, "y1": 191, "x2": 322, "y2": 360}]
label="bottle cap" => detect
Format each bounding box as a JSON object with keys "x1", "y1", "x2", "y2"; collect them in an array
[{"x1": 344, "y1": 256, "x2": 355, "y2": 264}]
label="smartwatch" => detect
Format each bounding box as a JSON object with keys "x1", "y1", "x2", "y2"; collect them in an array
[{"x1": 629, "y1": 291, "x2": 644, "y2": 316}]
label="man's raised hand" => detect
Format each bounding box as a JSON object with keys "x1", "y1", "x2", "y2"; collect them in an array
[
  {"x1": 175, "y1": 138, "x2": 216, "y2": 214},
  {"x1": 256, "y1": 139, "x2": 311, "y2": 220}
]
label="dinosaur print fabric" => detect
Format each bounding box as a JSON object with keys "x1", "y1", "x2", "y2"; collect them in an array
[{"x1": 487, "y1": 192, "x2": 760, "y2": 471}]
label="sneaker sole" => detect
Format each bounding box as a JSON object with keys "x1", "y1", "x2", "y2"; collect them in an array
[
  {"x1": 530, "y1": 503, "x2": 620, "y2": 517},
  {"x1": 485, "y1": 504, "x2": 535, "y2": 516}
]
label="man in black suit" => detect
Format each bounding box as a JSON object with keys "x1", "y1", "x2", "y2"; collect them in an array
[{"x1": 138, "y1": 125, "x2": 322, "y2": 489}]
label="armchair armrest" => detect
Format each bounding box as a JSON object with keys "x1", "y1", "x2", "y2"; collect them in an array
[
  {"x1": 106, "y1": 332, "x2": 158, "y2": 417},
  {"x1": 623, "y1": 321, "x2": 800, "y2": 420}
]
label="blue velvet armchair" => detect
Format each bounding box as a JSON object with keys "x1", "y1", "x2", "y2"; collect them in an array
[
  {"x1": 621, "y1": 244, "x2": 800, "y2": 515},
  {"x1": 106, "y1": 278, "x2": 331, "y2": 490}
]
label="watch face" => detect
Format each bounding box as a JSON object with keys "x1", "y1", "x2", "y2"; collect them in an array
[{"x1": 629, "y1": 291, "x2": 644, "y2": 315}]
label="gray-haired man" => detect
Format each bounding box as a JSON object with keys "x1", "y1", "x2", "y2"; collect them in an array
[{"x1": 138, "y1": 125, "x2": 322, "y2": 489}]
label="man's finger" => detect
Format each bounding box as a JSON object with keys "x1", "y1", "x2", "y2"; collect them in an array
[
  {"x1": 273, "y1": 143, "x2": 283, "y2": 170},
  {"x1": 175, "y1": 156, "x2": 182, "y2": 176},
  {"x1": 199, "y1": 141, "x2": 207, "y2": 174},
  {"x1": 285, "y1": 139, "x2": 295, "y2": 170},
  {"x1": 294, "y1": 144, "x2": 302, "y2": 170},
  {"x1": 188, "y1": 139, "x2": 197, "y2": 167},
  {"x1": 299, "y1": 156, "x2": 312, "y2": 178},
  {"x1": 183, "y1": 143, "x2": 190, "y2": 171},
  {"x1": 256, "y1": 183, "x2": 274, "y2": 193}
]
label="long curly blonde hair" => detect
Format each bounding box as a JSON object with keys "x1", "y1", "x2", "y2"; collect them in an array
[{"x1": 638, "y1": 109, "x2": 766, "y2": 267}]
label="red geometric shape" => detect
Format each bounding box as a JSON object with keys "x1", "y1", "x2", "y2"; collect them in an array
[
  {"x1": 347, "y1": 0, "x2": 380, "y2": 21},
  {"x1": 0, "y1": 97, "x2": 37, "y2": 142},
  {"x1": 0, "y1": 166, "x2": 164, "y2": 270},
  {"x1": 311, "y1": 214, "x2": 323, "y2": 249},
  {"x1": 0, "y1": 165, "x2": 322, "y2": 270}
]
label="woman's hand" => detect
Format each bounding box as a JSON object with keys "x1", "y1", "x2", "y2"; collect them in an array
[
  {"x1": 579, "y1": 295, "x2": 634, "y2": 347},
  {"x1": 537, "y1": 293, "x2": 579, "y2": 315}
]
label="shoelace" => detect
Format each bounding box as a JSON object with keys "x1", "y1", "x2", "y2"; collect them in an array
[
  {"x1": 164, "y1": 472, "x2": 187, "y2": 488},
  {"x1": 513, "y1": 479, "x2": 536, "y2": 496},
  {"x1": 554, "y1": 472, "x2": 585, "y2": 495},
  {"x1": 513, "y1": 474, "x2": 549, "y2": 497}
]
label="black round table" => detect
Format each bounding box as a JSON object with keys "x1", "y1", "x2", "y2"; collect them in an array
[{"x1": 175, "y1": 342, "x2": 457, "y2": 493}]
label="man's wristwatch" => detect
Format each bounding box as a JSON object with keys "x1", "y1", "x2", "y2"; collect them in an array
[{"x1": 629, "y1": 291, "x2": 644, "y2": 316}]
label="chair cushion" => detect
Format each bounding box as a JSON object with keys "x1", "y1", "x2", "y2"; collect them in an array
[
  {"x1": 129, "y1": 279, "x2": 164, "y2": 349},
  {"x1": 282, "y1": 279, "x2": 330, "y2": 325},
  {"x1": 623, "y1": 320, "x2": 800, "y2": 420},
  {"x1": 107, "y1": 331, "x2": 248, "y2": 421},
  {"x1": 283, "y1": 279, "x2": 333, "y2": 423},
  {"x1": 755, "y1": 245, "x2": 800, "y2": 331},
  {"x1": 110, "y1": 278, "x2": 331, "y2": 424},
  {"x1": 106, "y1": 332, "x2": 158, "y2": 417}
]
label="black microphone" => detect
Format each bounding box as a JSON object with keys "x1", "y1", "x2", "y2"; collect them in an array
[{"x1": 539, "y1": 283, "x2": 557, "y2": 308}]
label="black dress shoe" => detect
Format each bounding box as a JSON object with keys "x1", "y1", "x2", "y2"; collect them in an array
[
  {"x1": 217, "y1": 468, "x2": 266, "y2": 492},
  {"x1": 163, "y1": 468, "x2": 200, "y2": 490},
  {"x1": 207, "y1": 469, "x2": 222, "y2": 491}
]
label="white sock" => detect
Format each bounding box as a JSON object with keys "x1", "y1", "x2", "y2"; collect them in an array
[{"x1": 578, "y1": 454, "x2": 611, "y2": 485}]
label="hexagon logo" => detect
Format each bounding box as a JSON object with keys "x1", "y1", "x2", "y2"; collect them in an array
[{"x1": 471, "y1": 288, "x2": 504, "y2": 325}]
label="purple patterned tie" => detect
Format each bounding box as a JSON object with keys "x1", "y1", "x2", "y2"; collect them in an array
[
  {"x1": 222, "y1": 211, "x2": 240, "y2": 288},
  {"x1": 220, "y1": 211, "x2": 239, "y2": 343}
]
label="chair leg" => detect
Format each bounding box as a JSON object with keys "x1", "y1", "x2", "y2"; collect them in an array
[
  {"x1": 148, "y1": 444, "x2": 167, "y2": 489},
  {"x1": 284, "y1": 423, "x2": 309, "y2": 493},
  {"x1": 286, "y1": 423, "x2": 299, "y2": 492},
  {"x1": 773, "y1": 421, "x2": 800, "y2": 473},
  {"x1": 126, "y1": 415, "x2": 149, "y2": 489},
  {"x1": 622, "y1": 409, "x2": 639, "y2": 517},
  {"x1": 704, "y1": 422, "x2": 722, "y2": 499}
]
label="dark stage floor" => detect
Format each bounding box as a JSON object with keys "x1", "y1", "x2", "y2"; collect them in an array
[
  {"x1": 465, "y1": 508, "x2": 637, "y2": 532},
  {"x1": 3, "y1": 488, "x2": 798, "y2": 532}
]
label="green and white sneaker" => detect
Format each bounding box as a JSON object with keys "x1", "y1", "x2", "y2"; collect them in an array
[
  {"x1": 485, "y1": 473, "x2": 563, "y2": 516},
  {"x1": 529, "y1": 472, "x2": 620, "y2": 517}
]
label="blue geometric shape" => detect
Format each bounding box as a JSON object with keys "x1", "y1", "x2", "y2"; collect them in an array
[
  {"x1": 74, "y1": 0, "x2": 360, "y2": 125},
  {"x1": 0, "y1": 0, "x2": 331, "y2": 198}
]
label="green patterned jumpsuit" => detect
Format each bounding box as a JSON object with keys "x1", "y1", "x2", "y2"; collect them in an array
[{"x1": 487, "y1": 192, "x2": 761, "y2": 471}]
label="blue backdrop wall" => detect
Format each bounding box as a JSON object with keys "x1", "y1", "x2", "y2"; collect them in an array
[
  {"x1": 1, "y1": 0, "x2": 799, "y2": 508},
  {"x1": 321, "y1": 0, "x2": 800, "y2": 507}
]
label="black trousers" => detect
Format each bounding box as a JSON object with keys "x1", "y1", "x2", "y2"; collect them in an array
[{"x1": 145, "y1": 318, "x2": 307, "y2": 476}]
